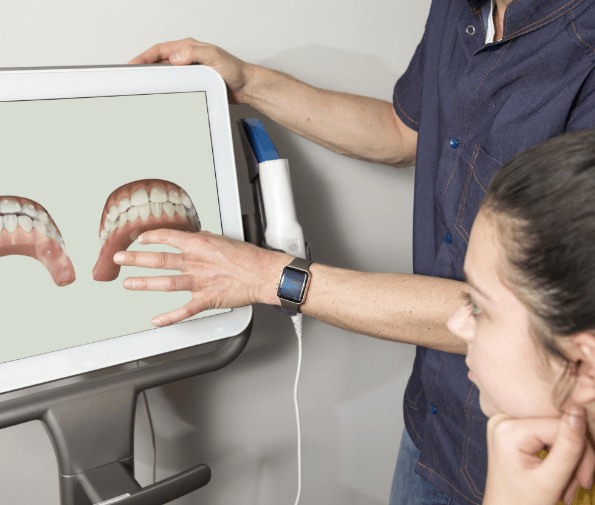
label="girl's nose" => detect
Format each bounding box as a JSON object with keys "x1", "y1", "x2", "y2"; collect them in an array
[{"x1": 447, "y1": 303, "x2": 475, "y2": 344}]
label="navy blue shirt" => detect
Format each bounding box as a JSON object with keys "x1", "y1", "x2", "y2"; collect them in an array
[{"x1": 393, "y1": 1, "x2": 595, "y2": 504}]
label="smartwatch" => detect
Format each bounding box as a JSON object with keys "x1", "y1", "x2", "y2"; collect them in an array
[{"x1": 276, "y1": 257, "x2": 312, "y2": 313}]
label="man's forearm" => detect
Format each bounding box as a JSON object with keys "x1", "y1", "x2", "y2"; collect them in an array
[
  {"x1": 241, "y1": 64, "x2": 417, "y2": 167},
  {"x1": 263, "y1": 260, "x2": 467, "y2": 354}
]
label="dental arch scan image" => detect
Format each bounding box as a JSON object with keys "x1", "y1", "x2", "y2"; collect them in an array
[
  {"x1": 93, "y1": 178, "x2": 201, "y2": 281},
  {"x1": 0, "y1": 91, "x2": 230, "y2": 364},
  {"x1": 0, "y1": 195, "x2": 76, "y2": 287}
]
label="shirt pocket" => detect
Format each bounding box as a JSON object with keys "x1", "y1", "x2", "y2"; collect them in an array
[{"x1": 454, "y1": 144, "x2": 503, "y2": 244}]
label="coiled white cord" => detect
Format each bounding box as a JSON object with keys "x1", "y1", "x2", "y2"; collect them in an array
[{"x1": 290, "y1": 313, "x2": 303, "y2": 505}]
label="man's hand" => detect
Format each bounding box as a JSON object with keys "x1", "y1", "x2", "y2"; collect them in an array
[
  {"x1": 113, "y1": 229, "x2": 291, "y2": 326},
  {"x1": 483, "y1": 408, "x2": 595, "y2": 505},
  {"x1": 129, "y1": 38, "x2": 252, "y2": 104}
]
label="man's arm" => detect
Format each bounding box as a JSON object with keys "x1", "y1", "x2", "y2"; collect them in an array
[
  {"x1": 129, "y1": 38, "x2": 418, "y2": 168},
  {"x1": 113, "y1": 230, "x2": 467, "y2": 355},
  {"x1": 263, "y1": 260, "x2": 467, "y2": 354}
]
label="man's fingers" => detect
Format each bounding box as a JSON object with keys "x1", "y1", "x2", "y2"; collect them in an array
[
  {"x1": 128, "y1": 39, "x2": 200, "y2": 65},
  {"x1": 136, "y1": 228, "x2": 194, "y2": 249},
  {"x1": 169, "y1": 43, "x2": 216, "y2": 65},
  {"x1": 128, "y1": 43, "x2": 175, "y2": 64},
  {"x1": 123, "y1": 275, "x2": 195, "y2": 292},
  {"x1": 113, "y1": 250, "x2": 185, "y2": 270},
  {"x1": 151, "y1": 299, "x2": 207, "y2": 327}
]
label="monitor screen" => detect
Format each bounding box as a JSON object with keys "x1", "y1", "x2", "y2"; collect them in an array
[{"x1": 0, "y1": 91, "x2": 231, "y2": 365}]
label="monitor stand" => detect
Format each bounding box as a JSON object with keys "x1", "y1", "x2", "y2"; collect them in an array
[{"x1": 0, "y1": 319, "x2": 251, "y2": 505}]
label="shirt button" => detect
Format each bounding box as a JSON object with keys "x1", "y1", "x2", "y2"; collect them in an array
[
  {"x1": 466, "y1": 25, "x2": 476, "y2": 35},
  {"x1": 445, "y1": 234, "x2": 452, "y2": 243},
  {"x1": 450, "y1": 138, "x2": 459, "y2": 148},
  {"x1": 431, "y1": 406, "x2": 438, "y2": 415}
]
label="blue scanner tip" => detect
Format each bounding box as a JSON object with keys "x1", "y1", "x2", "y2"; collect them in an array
[{"x1": 241, "y1": 118, "x2": 280, "y2": 163}]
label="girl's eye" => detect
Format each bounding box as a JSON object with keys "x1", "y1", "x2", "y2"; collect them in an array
[{"x1": 462, "y1": 292, "x2": 483, "y2": 317}]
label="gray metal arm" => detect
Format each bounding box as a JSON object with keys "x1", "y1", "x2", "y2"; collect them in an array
[{"x1": 0, "y1": 321, "x2": 251, "y2": 505}]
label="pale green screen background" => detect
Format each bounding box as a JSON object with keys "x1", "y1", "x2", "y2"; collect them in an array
[{"x1": 0, "y1": 92, "x2": 229, "y2": 364}]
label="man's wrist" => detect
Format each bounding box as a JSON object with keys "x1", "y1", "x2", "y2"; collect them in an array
[
  {"x1": 237, "y1": 62, "x2": 260, "y2": 108},
  {"x1": 259, "y1": 252, "x2": 294, "y2": 306}
]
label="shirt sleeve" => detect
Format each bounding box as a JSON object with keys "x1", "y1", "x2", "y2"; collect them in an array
[
  {"x1": 565, "y1": 66, "x2": 595, "y2": 132},
  {"x1": 393, "y1": 27, "x2": 429, "y2": 133}
]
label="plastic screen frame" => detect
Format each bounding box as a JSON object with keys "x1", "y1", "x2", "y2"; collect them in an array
[{"x1": 0, "y1": 65, "x2": 252, "y2": 393}]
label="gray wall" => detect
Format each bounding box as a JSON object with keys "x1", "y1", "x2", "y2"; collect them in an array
[{"x1": 0, "y1": 0, "x2": 432, "y2": 503}]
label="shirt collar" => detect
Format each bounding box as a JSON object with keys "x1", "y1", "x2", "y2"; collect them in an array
[
  {"x1": 483, "y1": 0, "x2": 496, "y2": 43},
  {"x1": 467, "y1": 0, "x2": 584, "y2": 41}
]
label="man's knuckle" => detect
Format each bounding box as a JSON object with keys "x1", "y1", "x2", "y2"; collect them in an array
[
  {"x1": 126, "y1": 252, "x2": 137, "y2": 264},
  {"x1": 157, "y1": 229, "x2": 170, "y2": 241},
  {"x1": 156, "y1": 252, "x2": 168, "y2": 268},
  {"x1": 166, "y1": 277, "x2": 178, "y2": 291}
]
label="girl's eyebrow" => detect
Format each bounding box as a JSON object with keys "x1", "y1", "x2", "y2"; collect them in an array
[{"x1": 463, "y1": 269, "x2": 491, "y2": 301}]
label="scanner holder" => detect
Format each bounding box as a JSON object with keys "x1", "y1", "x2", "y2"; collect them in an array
[{"x1": 238, "y1": 118, "x2": 312, "y2": 317}]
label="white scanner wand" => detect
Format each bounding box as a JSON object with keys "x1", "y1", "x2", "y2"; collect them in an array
[
  {"x1": 258, "y1": 158, "x2": 307, "y2": 260},
  {"x1": 239, "y1": 119, "x2": 307, "y2": 505}
]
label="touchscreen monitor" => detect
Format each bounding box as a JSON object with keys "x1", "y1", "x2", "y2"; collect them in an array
[{"x1": 0, "y1": 65, "x2": 252, "y2": 393}]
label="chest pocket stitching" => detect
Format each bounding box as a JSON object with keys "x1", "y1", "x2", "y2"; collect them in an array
[
  {"x1": 472, "y1": 164, "x2": 488, "y2": 193},
  {"x1": 459, "y1": 144, "x2": 482, "y2": 237},
  {"x1": 440, "y1": 43, "x2": 511, "y2": 205},
  {"x1": 455, "y1": 170, "x2": 472, "y2": 243},
  {"x1": 454, "y1": 144, "x2": 480, "y2": 244}
]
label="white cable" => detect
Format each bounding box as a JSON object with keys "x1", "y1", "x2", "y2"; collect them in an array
[{"x1": 290, "y1": 314, "x2": 303, "y2": 505}]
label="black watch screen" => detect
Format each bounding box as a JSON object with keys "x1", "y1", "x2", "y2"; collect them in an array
[{"x1": 277, "y1": 266, "x2": 309, "y2": 303}]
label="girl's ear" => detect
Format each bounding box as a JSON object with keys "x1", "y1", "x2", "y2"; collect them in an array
[{"x1": 570, "y1": 333, "x2": 595, "y2": 406}]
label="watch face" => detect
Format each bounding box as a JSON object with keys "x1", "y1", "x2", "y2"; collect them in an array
[{"x1": 277, "y1": 266, "x2": 309, "y2": 303}]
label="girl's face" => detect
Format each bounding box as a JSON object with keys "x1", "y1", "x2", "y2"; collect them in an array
[{"x1": 447, "y1": 211, "x2": 565, "y2": 418}]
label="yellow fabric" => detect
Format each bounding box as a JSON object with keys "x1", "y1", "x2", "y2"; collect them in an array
[
  {"x1": 574, "y1": 488, "x2": 595, "y2": 505},
  {"x1": 537, "y1": 450, "x2": 595, "y2": 504}
]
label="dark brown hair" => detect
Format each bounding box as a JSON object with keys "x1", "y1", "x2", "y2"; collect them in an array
[{"x1": 481, "y1": 130, "x2": 595, "y2": 407}]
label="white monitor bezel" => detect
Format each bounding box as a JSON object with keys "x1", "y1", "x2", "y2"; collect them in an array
[{"x1": 0, "y1": 65, "x2": 252, "y2": 393}]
